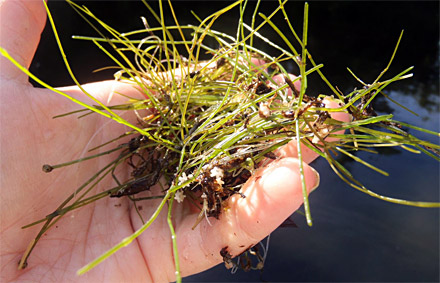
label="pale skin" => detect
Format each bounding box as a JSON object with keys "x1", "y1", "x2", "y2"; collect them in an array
[{"x1": 0, "y1": 1, "x2": 350, "y2": 282}]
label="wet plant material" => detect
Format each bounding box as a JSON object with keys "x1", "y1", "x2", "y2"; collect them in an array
[
  {"x1": 1, "y1": 0, "x2": 439, "y2": 281},
  {"x1": 220, "y1": 242, "x2": 267, "y2": 273}
]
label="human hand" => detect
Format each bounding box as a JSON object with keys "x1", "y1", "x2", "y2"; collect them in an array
[{"x1": 0, "y1": 1, "x2": 349, "y2": 282}]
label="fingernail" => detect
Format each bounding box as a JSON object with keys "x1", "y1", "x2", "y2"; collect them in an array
[{"x1": 309, "y1": 166, "x2": 320, "y2": 193}]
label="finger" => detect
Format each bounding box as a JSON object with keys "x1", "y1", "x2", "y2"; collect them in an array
[
  {"x1": 176, "y1": 157, "x2": 319, "y2": 277},
  {"x1": 57, "y1": 65, "x2": 200, "y2": 106},
  {"x1": 269, "y1": 73, "x2": 350, "y2": 163},
  {"x1": 48, "y1": 57, "x2": 268, "y2": 111},
  {"x1": 322, "y1": 96, "x2": 352, "y2": 139},
  {"x1": 276, "y1": 97, "x2": 352, "y2": 164},
  {"x1": 272, "y1": 73, "x2": 301, "y2": 96},
  {"x1": 0, "y1": 0, "x2": 47, "y2": 82},
  {"x1": 58, "y1": 80, "x2": 146, "y2": 106}
]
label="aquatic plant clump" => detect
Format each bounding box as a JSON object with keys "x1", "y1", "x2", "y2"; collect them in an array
[{"x1": 1, "y1": 0, "x2": 439, "y2": 281}]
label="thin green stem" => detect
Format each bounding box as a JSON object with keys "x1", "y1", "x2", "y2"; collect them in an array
[
  {"x1": 296, "y1": 119, "x2": 313, "y2": 226},
  {"x1": 167, "y1": 193, "x2": 181, "y2": 283},
  {"x1": 77, "y1": 191, "x2": 172, "y2": 275}
]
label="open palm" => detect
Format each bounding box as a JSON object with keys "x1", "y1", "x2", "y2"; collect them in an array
[{"x1": 0, "y1": 1, "x2": 349, "y2": 282}]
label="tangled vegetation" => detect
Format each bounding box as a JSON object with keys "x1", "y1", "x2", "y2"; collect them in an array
[{"x1": 1, "y1": 0, "x2": 438, "y2": 281}]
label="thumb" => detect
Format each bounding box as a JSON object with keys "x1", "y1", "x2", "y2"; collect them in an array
[
  {"x1": 178, "y1": 157, "x2": 319, "y2": 276},
  {"x1": 0, "y1": 0, "x2": 47, "y2": 82}
]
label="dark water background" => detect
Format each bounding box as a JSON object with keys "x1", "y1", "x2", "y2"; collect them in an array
[{"x1": 31, "y1": 1, "x2": 439, "y2": 282}]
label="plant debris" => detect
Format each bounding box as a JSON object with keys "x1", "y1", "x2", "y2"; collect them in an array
[{"x1": 1, "y1": 0, "x2": 438, "y2": 281}]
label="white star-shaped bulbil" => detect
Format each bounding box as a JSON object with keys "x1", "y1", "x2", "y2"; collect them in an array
[
  {"x1": 175, "y1": 190, "x2": 186, "y2": 203},
  {"x1": 177, "y1": 172, "x2": 193, "y2": 188},
  {"x1": 210, "y1": 166, "x2": 225, "y2": 187},
  {"x1": 210, "y1": 166, "x2": 224, "y2": 179}
]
